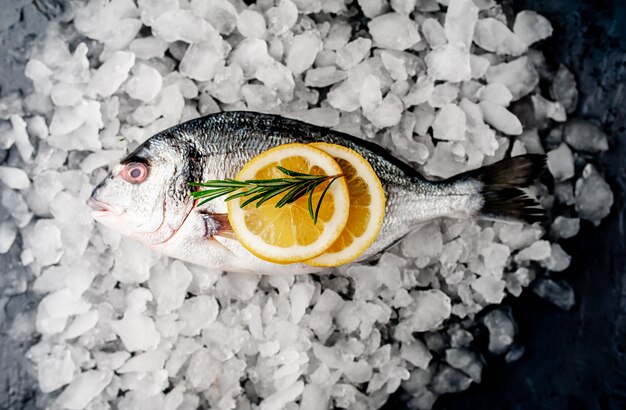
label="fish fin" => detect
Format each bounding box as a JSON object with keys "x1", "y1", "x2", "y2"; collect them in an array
[
  {"x1": 463, "y1": 154, "x2": 547, "y2": 224},
  {"x1": 201, "y1": 212, "x2": 237, "y2": 239}
]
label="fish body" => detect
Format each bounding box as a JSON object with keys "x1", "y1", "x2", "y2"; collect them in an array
[{"x1": 89, "y1": 111, "x2": 544, "y2": 274}]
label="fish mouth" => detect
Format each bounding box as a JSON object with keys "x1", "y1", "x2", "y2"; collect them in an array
[{"x1": 87, "y1": 198, "x2": 123, "y2": 218}]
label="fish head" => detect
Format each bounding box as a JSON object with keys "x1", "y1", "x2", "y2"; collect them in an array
[{"x1": 88, "y1": 135, "x2": 202, "y2": 244}]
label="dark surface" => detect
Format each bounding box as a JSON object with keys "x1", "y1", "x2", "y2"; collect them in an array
[
  {"x1": 432, "y1": 0, "x2": 626, "y2": 409},
  {"x1": 1, "y1": 1, "x2": 625, "y2": 410}
]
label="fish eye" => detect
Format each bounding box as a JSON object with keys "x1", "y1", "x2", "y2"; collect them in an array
[{"x1": 121, "y1": 162, "x2": 149, "y2": 184}]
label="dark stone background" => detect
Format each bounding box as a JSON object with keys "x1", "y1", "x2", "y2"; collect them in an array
[{"x1": 0, "y1": 0, "x2": 624, "y2": 409}]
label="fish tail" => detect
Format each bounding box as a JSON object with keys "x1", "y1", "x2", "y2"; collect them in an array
[{"x1": 459, "y1": 154, "x2": 547, "y2": 223}]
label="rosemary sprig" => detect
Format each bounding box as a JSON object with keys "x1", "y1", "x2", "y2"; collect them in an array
[{"x1": 189, "y1": 166, "x2": 343, "y2": 224}]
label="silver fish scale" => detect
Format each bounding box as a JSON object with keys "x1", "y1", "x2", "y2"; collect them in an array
[{"x1": 158, "y1": 111, "x2": 480, "y2": 258}]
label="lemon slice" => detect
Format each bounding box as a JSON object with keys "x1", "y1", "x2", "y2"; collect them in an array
[
  {"x1": 227, "y1": 143, "x2": 350, "y2": 264},
  {"x1": 306, "y1": 142, "x2": 386, "y2": 267}
]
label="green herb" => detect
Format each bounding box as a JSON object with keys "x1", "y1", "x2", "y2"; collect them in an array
[{"x1": 189, "y1": 166, "x2": 343, "y2": 224}]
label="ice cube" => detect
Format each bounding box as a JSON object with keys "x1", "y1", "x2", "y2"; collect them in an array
[
  {"x1": 178, "y1": 295, "x2": 219, "y2": 336},
  {"x1": 336, "y1": 38, "x2": 372, "y2": 71},
  {"x1": 564, "y1": 119, "x2": 609, "y2": 153},
  {"x1": 532, "y1": 278, "x2": 575, "y2": 310},
  {"x1": 26, "y1": 219, "x2": 64, "y2": 266},
  {"x1": 445, "y1": 348, "x2": 482, "y2": 383},
  {"x1": 368, "y1": 13, "x2": 421, "y2": 51},
  {"x1": 421, "y1": 18, "x2": 446, "y2": 48},
  {"x1": 425, "y1": 43, "x2": 472, "y2": 82},
  {"x1": 485, "y1": 57, "x2": 539, "y2": 101},
  {"x1": 191, "y1": 0, "x2": 238, "y2": 35},
  {"x1": 286, "y1": 32, "x2": 323, "y2": 76},
  {"x1": 56, "y1": 370, "x2": 113, "y2": 410},
  {"x1": 408, "y1": 289, "x2": 452, "y2": 332},
  {"x1": 38, "y1": 346, "x2": 76, "y2": 393},
  {"x1": 50, "y1": 83, "x2": 83, "y2": 107},
  {"x1": 0, "y1": 166, "x2": 30, "y2": 190},
  {"x1": 478, "y1": 83, "x2": 513, "y2": 107},
  {"x1": 149, "y1": 260, "x2": 192, "y2": 315},
  {"x1": 540, "y1": 243, "x2": 571, "y2": 272},
  {"x1": 10, "y1": 115, "x2": 34, "y2": 162},
  {"x1": 433, "y1": 103, "x2": 467, "y2": 141},
  {"x1": 444, "y1": 0, "x2": 479, "y2": 48},
  {"x1": 513, "y1": 11, "x2": 553, "y2": 47},
  {"x1": 550, "y1": 216, "x2": 580, "y2": 239},
  {"x1": 358, "y1": 0, "x2": 387, "y2": 18},
  {"x1": 401, "y1": 222, "x2": 443, "y2": 258},
  {"x1": 129, "y1": 37, "x2": 169, "y2": 60},
  {"x1": 0, "y1": 220, "x2": 17, "y2": 254},
  {"x1": 575, "y1": 164, "x2": 613, "y2": 225},
  {"x1": 431, "y1": 365, "x2": 472, "y2": 394},
  {"x1": 259, "y1": 380, "x2": 304, "y2": 410},
  {"x1": 471, "y1": 275, "x2": 506, "y2": 304},
  {"x1": 113, "y1": 238, "x2": 156, "y2": 283},
  {"x1": 180, "y1": 41, "x2": 227, "y2": 82},
  {"x1": 255, "y1": 61, "x2": 296, "y2": 99},
  {"x1": 482, "y1": 309, "x2": 515, "y2": 354},
  {"x1": 289, "y1": 282, "x2": 315, "y2": 324},
  {"x1": 550, "y1": 65, "x2": 578, "y2": 113},
  {"x1": 125, "y1": 63, "x2": 163, "y2": 102},
  {"x1": 152, "y1": 10, "x2": 219, "y2": 43},
  {"x1": 111, "y1": 311, "x2": 161, "y2": 352},
  {"x1": 230, "y1": 38, "x2": 273, "y2": 78},
  {"x1": 237, "y1": 10, "x2": 267, "y2": 39},
  {"x1": 479, "y1": 101, "x2": 523, "y2": 135},
  {"x1": 546, "y1": 143, "x2": 574, "y2": 181},
  {"x1": 304, "y1": 66, "x2": 347, "y2": 88},
  {"x1": 266, "y1": 0, "x2": 298, "y2": 35},
  {"x1": 515, "y1": 240, "x2": 551, "y2": 262},
  {"x1": 365, "y1": 93, "x2": 404, "y2": 129},
  {"x1": 36, "y1": 289, "x2": 90, "y2": 335},
  {"x1": 88, "y1": 51, "x2": 135, "y2": 98},
  {"x1": 474, "y1": 18, "x2": 527, "y2": 56},
  {"x1": 137, "y1": 0, "x2": 178, "y2": 26},
  {"x1": 400, "y1": 340, "x2": 432, "y2": 369}
]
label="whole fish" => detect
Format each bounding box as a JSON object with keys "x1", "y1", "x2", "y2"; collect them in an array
[{"x1": 89, "y1": 111, "x2": 545, "y2": 274}]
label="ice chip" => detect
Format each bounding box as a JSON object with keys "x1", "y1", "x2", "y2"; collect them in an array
[
  {"x1": 230, "y1": 38, "x2": 273, "y2": 78},
  {"x1": 149, "y1": 260, "x2": 192, "y2": 315},
  {"x1": 368, "y1": 13, "x2": 421, "y2": 51},
  {"x1": 237, "y1": 10, "x2": 267, "y2": 39},
  {"x1": 551, "y1": 65, "x2": 578, "y2": 113},
  {"x1": 513, "y1": 11, "x2": 553, "y2": 46},
  {"x1": 564, "y1": 119, "x2": 609, "y2": 153},
  {"x1": 125, "y1": 63, "x2": 163, "y2": 102},
  {"x1": 546, "y1": 143, "x2": 574, "y2": 181},
  {"x1": 38, "y1": 346, "x2": 76, "y2": 393},
  {"x1": 482, "y1": 309, "x2": 515, "y2": 355},
  {"x1": 137, "y1": 0, "x2": 178, "y2": 26},
  {"x1": 89, "y1": 51, "x2": 135, "y2": 98},
  {"x1": 266, "y1": 0, "x2": 298, "y2": 35},
  {"x1": 515, "y1": 240, "x2": 551, "y2": 262},
  {"x1": 485, "y1": 57, "x2": 539, "y2": 101},
  {"x1": 575, "y1": 164, "x2": 613, "y2": 225},
  {"x1": 304, "y1": 66, "x2": 347, "y2": 88},
  {"x1": 478, "y1": 83, "x2": 513, "y2": 107},
  {"x1": 178, "y1": 295, "x2": 219, "y2": 336},
  {"x1": 400, "y1": 340, "x2": 432, "y2": 369},
  {"x1": 180, "y1": 41, "x2": 227, "y2": 82},
  {"x1": 550, "y1": 216, "x2": 580, "y2": 239},
  {"x1": 191, "y1": 0, "x2": 238, "y2": 35},
  {"x1": 51, "y1": 83, "x2": 83, "y2": 107},
  {"x1": 433, "y1": 103, "x2": 467, "y2": 141},
  {"x1": 474, "y1": 18, "x2": 527, "y2": 56},
  {"x1": 0, "y1": 166, "x2": 30, "y2": 190},
  {"x1": 444, "y1": 0, "x2": 479, "y2": 48},
  {"x1": 358, "y1": 0, "x2": 387, "y2": 18},
  {"x1": 111, "y1": 312, "x2": 161, "y2": 352},
  {"x1": 152, "y1": 10, "x2": 218, "y2": 43},
  {"x1": 532, "y1": 278, "x2": 575, "y2": 310},
  {"x1": 286, "y1": 32, "x2": 323, "y2": 76},
  {"x1": 56, "y1": 370, "x2": 113, "y2": 410},
  {"x1": 471, "y1": 276, "x2": 506, "y2": 304},
  {"x1": 425, "y1": 43, "x2": 472, "y2": 82},
  {"x1": 336, "y1": 38, "x2": 372, "y2": 71},
  {"x1": 479, "y1": 101, "x2": 523, "y2": 135},
  {"x1": 408, "y1": 289, "x2": 451, "y2": 332},
  {"x1": 401, "y1": 222, "x2": 443, "y2": 258},
  {"x1": 445, "y1": 348, "x2": 483, "y2": 383}
]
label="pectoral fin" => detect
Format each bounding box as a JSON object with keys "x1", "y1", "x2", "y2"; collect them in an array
[{"x1": 201, "y1": 212, "x2": 237, "y2": 240}]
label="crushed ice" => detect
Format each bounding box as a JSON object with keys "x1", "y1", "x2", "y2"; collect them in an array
[{"x1": 0, "y1": 0, "x2": 615, "y2": 409}]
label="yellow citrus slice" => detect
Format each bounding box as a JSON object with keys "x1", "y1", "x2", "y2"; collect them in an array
[
  {"x1": 306, "y1": 142, "x2": 386, "y2": 267},
  {"x1": 227, "y1": 143, "x2": 350, "y2": 264}
]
